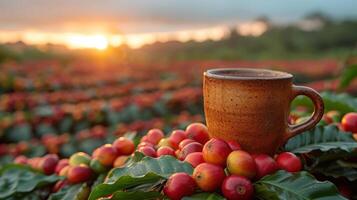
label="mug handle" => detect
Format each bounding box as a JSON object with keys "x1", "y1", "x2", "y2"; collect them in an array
[{"x1": 283, "y1": 85, "x2": 324, "y2": 142}]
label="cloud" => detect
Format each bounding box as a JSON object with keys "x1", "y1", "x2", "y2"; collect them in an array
[{"x1": 0, "y1": 0, "x2": 356, "y2": 34}]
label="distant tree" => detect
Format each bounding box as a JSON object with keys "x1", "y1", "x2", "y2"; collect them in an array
[
  {"x1": 304, "y1": 12, "x2": 332, "y2": 24},
  {"x1": 227, "y1": 27, "x2": 240, "y2": 40},
  {"x1": 255, "y1": 16, "x2": 272, "y2": 29}
]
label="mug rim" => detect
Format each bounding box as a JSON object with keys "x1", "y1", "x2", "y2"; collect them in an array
[{"x1": 204, "y1": 68, "x2": 293, "y2": 80}]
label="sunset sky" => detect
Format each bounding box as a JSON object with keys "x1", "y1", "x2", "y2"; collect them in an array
[{"x1": 0, "y1": 0, "x2": 356, "y2": 49}]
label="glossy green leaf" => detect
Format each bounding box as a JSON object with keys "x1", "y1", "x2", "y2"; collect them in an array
[
  {"x1": 78, "y1": 138, "x2": 103, "y2": 154},
  {"x1": 304, "y1": 149, "x2": 355, "y2": 167},
  {"x1": 104, "y1": 191, "x2": 162, "y2": 200},
  {"x1": 339, "y1": 64, "x2": 357, "y2": 89},
  {"x1": 0, "y1": 164, "x2": 60, "y2": 199},
  {"x1": 292, "y1": 92, "x2": 357, "y2": 114},
  {"x1": 35, "y1": 123, "x2": 57, "y2": 137},
  {"x1": 254, "y1": 170, "x2": 346, "y2": 200},
  {"x1": 35, "y1": 106, "x2": 54, "y2": 117},
  {"x1": 5, "y1": 123, "x2": 32, "y2": 142},
  {"x1": 0, "y1": 155, "x2": 13, "y2": 167},
  {"x1": 24, "y1": 145, "x2": 46, "y2": 157},
  {"x1": 284, "y1": 125, "x2": 357, "y2": 153},
  {"x1": 182, "y1": 193, "x2": 226, "y2": 200},
  {"x1": 6, "y1": 190, "x2": 45, "y2": 200},
  {"x1": 48, "y1": 183, "x2": 90, "y2": 200},
  {"x1": 124, "y1": 151, "x2": 145, "y2": 166},
  {"x1": 107, "y1": 155, "x2": 192, "y2": 182},
  {"x1": 91, "y1": 174, "x2": 106, "y2": 191},
  {"x1": 89, "y1": 155, "x2": 193, "y2": 200},
  {"x1": 89, "y1": 173, "x2": 163, "y2": 200},
  {"x1": 311, "y1": 160, "x2": 357, "y2": 181}
]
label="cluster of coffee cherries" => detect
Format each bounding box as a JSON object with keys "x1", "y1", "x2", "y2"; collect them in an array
[
  {"x1": 136, "y1": 123, "x2": 302, "y2": 200},
  {"x1": 14, "y1": 135, "x2": 136, "y2": 192},
  {"x1": 13, "y1": 123, "x2": 302, "y2": 199}
]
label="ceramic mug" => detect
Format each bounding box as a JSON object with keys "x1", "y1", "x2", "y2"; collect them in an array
[{"x1": 203, "y1": 68, "x2": 324, "y2": 155}]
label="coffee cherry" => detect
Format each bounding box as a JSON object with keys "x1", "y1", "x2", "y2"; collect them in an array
[
  {"x1": 38, "y1": 154, "x2": 59, "y2": 175},
  {"x1": 67, "y1": 164, "x2": 92, "y2": 184},
  {"x1": 178, "y1": 142, "x2": 203, "y2": 160},
  {"x1": 55, "y1": 159, "x2": 69, "y2": 175},
  {"x1": 276, "y1": 152, "x2": 302, "y2": 172},
  {"x1": 178, "y1": 139, "x2": 196, "y2": 150},
  {"x1": 222, "y1": 175, "x2": 254, "y2": 200},
  {"x1": 185, "y1": 123, "x2": 209, "y2": 144},
  {"x1": 146, "y1": 129, "x2": 164, "y2": 145},
  {"x1": 157, "y1": 146, "x2": 175, "y2": 157},
  {"x1": 92, "y1": 144, "x2": 118, "y2": 166},
  {"x1": 138, "y1": 146, "x2": 157, "y2": 157},
  {"x1": 69, "y1": 152, "x2": 91, "y2": 166},
  {"x1": 341, "y1": 112, "x2": 357, "y2": 133},
  {"x1": 184, "y1": 152, "x2": 204, "y2": 168},
  {"x1": 193, "y1": 163, "x2": 225, "y2": 192},
  {"x1": 253, "y1": 154, "x2": 278, "y2": 179},
  {"x1": 168, "y1": 130, "x2": 187, "y2": 149},
  {"x1": 203, "y1": 138, "x2": 231, "y2": 166},
  {"x1": 163, "y1": 172, "x2": 196, "y2": 200},
  {"x1": 227, "y1": 150, "x2": 256, "y2": 179},
  {"x1": 113, "y1": 137, "x2": 135, "y2": 155},
  {"x1": 90, "y1": 159, "x2": 109, "y2": 174}
]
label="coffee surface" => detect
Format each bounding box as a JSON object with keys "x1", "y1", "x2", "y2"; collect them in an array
[{"x1": 206, "y1": 68, "x2": 292, "y2": 80}]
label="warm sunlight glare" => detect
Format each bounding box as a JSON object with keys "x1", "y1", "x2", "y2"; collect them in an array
[
  {"x1": 0, "y1": 22, "x2": 267, "y2": 49},
  {"x1": 67, "y1": 34, "x2": 108, "y2": 50},
  {"x1": 237, "y1": 22, "x2": 268, "y2": 37}
]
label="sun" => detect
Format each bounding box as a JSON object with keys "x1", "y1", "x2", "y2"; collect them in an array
[
  {"x1": 67, "y1": 34, "x2": 109, "y2": 50},
  {"x1": 90, "y1": 35, "x2": 108, "y2": 50}
]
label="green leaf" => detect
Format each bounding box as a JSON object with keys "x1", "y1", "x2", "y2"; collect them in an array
[
  {"x1": 35, "y1": 106, "x2": 54, "y2": 117},
  {"x1": 124, "y1": 152, "x2": 145, "y2": 166},
  {"x1": 284, "y1": 125, "x2": 357, "y2": 153},
  {"x1": 339, "y1": 64, "x2": 357, "y2": 89},
  {"x1": 89, "y1": 173, "x2": 163, "y2": 200},
  {"x1": 311, "y1": 160, "x2": 357, "y2": 181},
  {"x1": 24, "y1": 145, "x2": 46, "y2": 157},
  {"x1": 60, "y1": 142, "x2": 78, "y2": 158},
  {"x1": 89, "y1": 155, "x2": 193, "y2": 200},
  {"x1": 126, "y1": 179, "x2": 165, "y2": 192},
  {"x1": 105, "y1": 191, "x2": 162, "y2": 200},
  {"x1": 321, "y1": 92, "x2": 357, "y2": 114},
  {"x1": 5, "y1": 123, "x2": 32, "y2": 142},
  {"x1": 106, "y1": 155, "x2": 193, "y2": 182},
  {"x1": 78, "y1": 138, "x2": 103, "y2": 154},
  {"x1": 48, "y1": 183, "x2": 90, "y2": 200},
  {"x1": 91, "y1": 174, "x2": 106, "y2": 191},
  {"x1": 292, "y1": 92, "x2": 357, "y2": 114},
  {"x1": 0, "y1": 164, "x2": 60, "y2": 199},
  {"x1": 59, "y1": 117, "x2": 73, "y2": 133},
  {"x1": 182, "y1": 193, "x2": 226, "y2": 200},
  {"x1": 6, "y1": 190, "x2": 45, "y2": 200},
  {"x1": 153, "y1": 101, "x2": 168, "y2": 116},
  {"x1": 254, "y1": 170, "x2": 347, "y2": 200},
  {"x1": 35, "y1": 123, "x2": 57, "y2": 137},
  {"x1": 304, "y1": 149, "x2": 355, "y2": 166},
  {"x1": 0, "y1": 155, "x2": 13, "y2": 167}
]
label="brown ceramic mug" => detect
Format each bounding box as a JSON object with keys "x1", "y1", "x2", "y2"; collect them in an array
[{"x1": 203, "y1": 68, "x2": 324, "y2": 155}]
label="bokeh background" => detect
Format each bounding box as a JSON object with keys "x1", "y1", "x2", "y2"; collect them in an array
[{"x1": 0, "y1": 0, "x2": 357, "y2": 160}]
